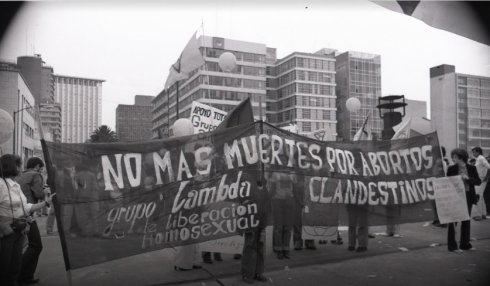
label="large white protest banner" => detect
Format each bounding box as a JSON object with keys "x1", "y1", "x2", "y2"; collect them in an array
[
  {"x1": 200, "y1": 236, "x2": 244, "y2": 254},
  {"x1": 433, "y1": 176, "x2": 470, "y2": 224},
  {"x1": 190, "y1": 101, "x2": 227, "y2": 133}
]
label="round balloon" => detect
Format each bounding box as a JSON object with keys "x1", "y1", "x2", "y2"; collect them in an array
[
  {"x1": 0, "y1": 108, "x2": 14, "y2": 144},
  {"x1": 170, "y1": 118, "x2": 194, "y2": 138},
  {"x1": 218, "y1": 52, "x2": 237, "y2": 72},
  {"x1": 346, "y1": 97, "x2": 361, "y2": 112}
]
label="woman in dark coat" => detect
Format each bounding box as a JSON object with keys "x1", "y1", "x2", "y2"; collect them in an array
[{"x1": 446, "y1": 148, "x2": 481, "y2": 252}]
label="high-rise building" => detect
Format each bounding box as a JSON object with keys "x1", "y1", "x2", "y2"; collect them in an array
[
  {"x1": 153, "y1": 36, "x2": 269, "y2": 137},
  {"x1": 116, "y1": 95, "x2": 154, "y2": 142},
  {"x1": 16, "y1": 55, "x2": 61, "y2": 142},
  {"x1": 54, "y1": 74, "x2": 104, "y2": 143},
  {"x1": 0, "y1": 61, "x2": 40, "y2": 160},
  {"x1": 430, "y1": 64, "x2": 490, "y2": 153},
  {"x1": 266, "y1": 49, "x2": 337, "y2": 135},
  {"x1": 336, "y1": 51, "x2": 382, "y2": 141}
]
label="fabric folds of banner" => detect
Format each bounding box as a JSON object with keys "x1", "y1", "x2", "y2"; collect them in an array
[{"x1": 215, "y1": 97, "x2": 255, "y2": 131}]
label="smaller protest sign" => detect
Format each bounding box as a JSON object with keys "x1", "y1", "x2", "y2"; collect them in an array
[
  {"x1": 200, "y1": 235, "x2": 244, "y2": 254},
  {"x1": 433, "y1": 176, "x2": 470, "y2": 224},
  {"x1": 190, "y1": 101, "x2": 227, "y2": 133}
]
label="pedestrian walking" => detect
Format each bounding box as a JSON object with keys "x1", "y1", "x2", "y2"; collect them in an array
[
  {"x1": 16, "y1": 157, "x2": 50, "y2": 285},
  {"x1": 446, "y1": 148, "x2": 480, "y2": 252}
]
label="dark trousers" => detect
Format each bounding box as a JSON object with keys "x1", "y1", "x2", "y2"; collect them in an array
[
  {"x1": 448, "y1": 201, "x2": 473, "y2": 250},
  {"x1": 0, "y1": 231, "x2": 26, "y2": 286},
  {"x1": 293, "y1": 224, "x2": 315, "y2": 249},
  {"x1": 241, "y1": 228, "x2": 265, "y2": 279},
  {"x1": 484, "y1": 183, "x2": 490, "y2": 215},
  {"x1": 347, "y1": 206, "x2": 368, "y2": 248},
  {"x1": 272, "y1": 199, "x2": 293, "y2": 252},
  {"x1": 20, "y1": 221, "x2": 43, "y2": 282}
]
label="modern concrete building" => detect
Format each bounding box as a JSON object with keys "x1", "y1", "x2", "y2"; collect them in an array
[
  {"x1": 0, "y1": 62, "x2": 40, "y2": 160},
  {"x1": 430, "y1": 64, "x2": 490, "y2": 153},
  {"x1": 54, "y1": 74, "x2": 104, "y2": 143},
  {"x1": 267, "y1": 49, "x2": 337, "y2": 136},
  {"x1": 116, "y1": 95, "x2": 154, "y2": 142},
  {"x1": 336, "y1": 51, "x2": 382, "y2": 141},
  {"x1": 15, "y1": 55, "x2": 61, "y2": 142},
  {"x1": 153, "y1": 36, "x2": 269, "y2": 137}
]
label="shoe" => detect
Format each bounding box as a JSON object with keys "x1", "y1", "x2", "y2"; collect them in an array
[
  {"x1": 356, "y1": 246, "x2": 367, "y2": 252},
  {"x1": 22, "y1": 278, "x2": 40, "y2": 285},
  {"x1": 174, "y1": 266, "x2": 192, "y2": 271},
  {"x1": 482, "y1": 215, "x2": 487, "y2": 220},
  {"x1": 214, "y1": 253, "x2": 223, "y2": 262},
  {"x1": 192, "y1": 264, "x2": 202, "y2": 269},
  {"x1": 460, "y1": 245, "x2": 475, "y2": 251},
  {"x1": 283, "y1": 251, "x2": 290, "y2": 259},
  {"x1": 473, "y1": 216, "x2": 483, "y2": 221},
  {"x1": 234, "y1": 254, "x2": 242, "y2": 260},
  {"x1": 294, "y1": 246, "x2": 303, "y2": 251},
  {"x1": 393, "y1": 234, "x2": 403, "y2": 238},
  {"x1": 450, "y1": 249, "x2": 463, "y2": 253},
  {"x1": 277, "y1": 252, "x2": 284, "y2": 260},
  {"x1": 348, "y1": 246, "x2": 355, "y2": 251},
  {"x1": 243, "y1": 277, "x2": 255, "y2": 284},
  {"x1": 254, "y1": 274, "x2": 268, "y2": 282},
  {"x1": 368, "y1": 233, "x2": 376, "y2": 238}
]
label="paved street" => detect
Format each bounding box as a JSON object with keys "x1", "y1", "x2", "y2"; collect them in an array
[{"x1": 34, "y1": 216, "x2": 490, "y2": 286}]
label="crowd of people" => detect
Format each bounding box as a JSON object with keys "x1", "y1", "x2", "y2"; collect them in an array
[{"x1": 1, "y1": 144, "x2": 489, "y2": 285}]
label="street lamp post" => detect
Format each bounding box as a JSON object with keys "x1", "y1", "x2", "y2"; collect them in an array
[{"x1": 12, "y1": 105, "x2": 34, "y2": 156}]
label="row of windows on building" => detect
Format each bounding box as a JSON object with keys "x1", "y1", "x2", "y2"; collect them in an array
[
  {"x1": 274, "y1": 57, "x2": 335, "y2": 75},
  {"x1": 272, "y1": 70, "x2": 335, "y2": 87},
  {"x1": 205, "y1": 48, "x2": 266, "y2": 64},
  {"x1": 270, "y1": 95, "x2": 336, "y2": 111},
  {"x1": 56, "y1": 77, "x2": 100, "y2": 86},
  {"x1": 458, "y1": 76, "x2": 490, "y2": 88},
  {"x1": 204, "y1": 62, "x2": 266, "y2": 76},
  {"x1": 275, "y1": 83, "x2": 335, "y2": 98}
]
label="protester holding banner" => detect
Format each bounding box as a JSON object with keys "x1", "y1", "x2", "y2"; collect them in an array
[
  {"x1": 471, "y1": 147, "x2": 490, "y2": 220},
  {"x1": 347, "y1": 204, "x2": 369, "y2": 252},
  {"x1": 292, "y1": 175, "x2": 316, "y2": 250},
  {"x1": 0, "y1": 154, "x2": 53, "y2": 286},
  {"x1": 17, "y1": 157, "x2": 49, "y2": 285},
  {"x1": 270, "y1": 171, "x2": 296, "y2": 259},
  {"x1": 241, "y1": 180, "x2": 269, "y2": 284},
  {"x1": 447, "y1": 148, "x2": 480, "y2": 252}
]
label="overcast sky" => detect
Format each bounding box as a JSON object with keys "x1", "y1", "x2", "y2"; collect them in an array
[{"x1": 1, "y1": 0, "x2": 489, "y2": 130}]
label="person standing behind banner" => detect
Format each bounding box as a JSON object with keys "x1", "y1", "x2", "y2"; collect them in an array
[
  {"x1": 0, "y1": 154, "x2": 53, "y2": 286},
  {"x1": 17, "y1": 157, "x2": 49, "y2": 285},
  {"x1": 74, "y1": 164, "x2": 99, "y2": 236},
  {"x1": 292, "y1": 175, "x2": 316, "y2": 251},
  {"x1": 471, "y1": 147, "x2": 490, "y2": 220},
  {"x1": 347, "y1": 203, "x2": 369, "y2": 252},
  {"x1": 447, "y1": 148, "x2": 480, "y2": 252},
  {"x1": 270, "y1": 172, "x2": 296, "y2": 259},
  {"x1": 241, "y1": 180, "x2": 269, "y2": 284}
]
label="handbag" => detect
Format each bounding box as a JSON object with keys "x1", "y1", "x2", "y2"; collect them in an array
[{"x1": 3, "y1": 178, "x2": 31, "y2": 232}]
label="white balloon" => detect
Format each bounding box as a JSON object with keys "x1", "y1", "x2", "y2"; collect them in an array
[
  {"x1": 0, "y1": 108, "x2": 14, "y2": 144},
  {"x1": 346, "y1": 97, "x2": 361, "y2": 112},
  {"x1": 218, "y1": 52, "x2": 237, "y2": 72},
  {"x1": 170, "y1": 118, "x2": 194, "y2": 138}
]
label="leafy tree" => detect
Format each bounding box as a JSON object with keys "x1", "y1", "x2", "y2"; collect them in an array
[{"x1": 89, "y1": 125, "x2": 118, "y2": 143}]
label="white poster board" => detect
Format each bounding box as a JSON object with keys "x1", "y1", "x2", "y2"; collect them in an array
[
  {"x1": 433, "y1": 175, "x2": 470, "y2": 224},
  {"x1": 190, "y1": 101, "x2": 227, "y2": 133},
  {"x1": 199, "y1": 235, "x2": 244, "y2": 254}
]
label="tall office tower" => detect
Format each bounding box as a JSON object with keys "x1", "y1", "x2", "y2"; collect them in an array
[
  {"x1": 154, "y1": 36, "x2": 269, "y2": 136},
  {"x1": 54, "y1": 75, "x2": 104, "y2": 143},
  {"x1": 430, "y1": 64, "x2": 490, "y2": 153},
  {"x1": 116, "y1": 95, "x2": 155, "y2": 142},
  {"x1": 0, "y1": 61, "x2": 39, "y2": 160},
  {"x1": 16, "y1": 55, "x2": 61, "y2": 142},
  {"x1": 267, "y1": 49, "x2": 337, "y2": 136},
  {"x1": 336, "y1": 51, "x2": 382, "y2": 141}
]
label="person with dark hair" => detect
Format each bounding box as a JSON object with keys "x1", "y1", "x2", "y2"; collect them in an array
[
  {"x1": 0, "y1": 154, "x2": 53, "y2": 286},
  {"x1": 16, "y1": 157, "x2": 49, "y2": 285},
  {"x1": 471, "y1": 146, "x2": 490, "y2": 220},
  {"x1": 447, "y1": 148, "x2": 480, "y2": 252}
]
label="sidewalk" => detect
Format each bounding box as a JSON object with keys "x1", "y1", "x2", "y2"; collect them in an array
[{"x1": 34, "y1": 217, "x2": 490, "y2": 286}]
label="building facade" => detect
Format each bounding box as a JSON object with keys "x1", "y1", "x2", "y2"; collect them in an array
[
  {"x1": 153, "y1": 36, "x2": 269, "y2": 137},
  {"x1": 336, "y1": 51, "x2": 382, "y2": 141},
  {"x1": 430, "y1": 64, "x2": 490, "y2": 153},
  {"x1": 266, "y1": 50, "x2": 337, "y2": 136},
  {"x1": 116, "y1": 95, "x2": 154, "y2": 142},
  {"x1": 0, "y1": 63, "x2": 40, "y2": 161},
  {"x1": 54, "y1": 74, "x2": 104, "y2": 143},
  {"x1": 16, "y1": 55, "x2": 61, "y2": 142},
  {"x1": 405, "y1": 99, "x2": 431, "y2": 136}
]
